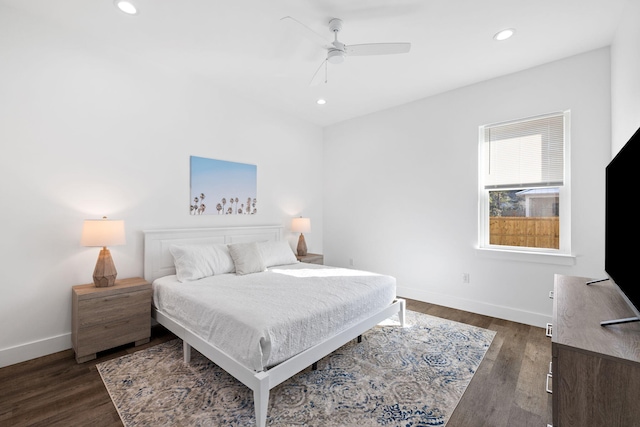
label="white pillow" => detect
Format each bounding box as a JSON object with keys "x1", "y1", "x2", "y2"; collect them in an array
[
  {"x1": 258, "y1": 240, "x2": 298, "y2": 267},
  {"x1": 169, "y1": 243, "x2": 235, "y2": 282},
  {"x1": 228, "y1": 242, "x2": 266, "y2": 275}
]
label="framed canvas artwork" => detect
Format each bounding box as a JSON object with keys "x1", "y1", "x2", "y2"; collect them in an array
[{"x1": 190, "y1": 156, "x2": 257, "y2": 215}]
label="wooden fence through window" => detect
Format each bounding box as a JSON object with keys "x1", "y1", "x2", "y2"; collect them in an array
[{"x1": 489, "y1": 217, "x2": 559, "y2": 249}]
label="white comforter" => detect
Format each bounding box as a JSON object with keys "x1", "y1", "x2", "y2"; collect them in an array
[{"x1": 152, "y1": 262, "x2": 396, "y2": 372}]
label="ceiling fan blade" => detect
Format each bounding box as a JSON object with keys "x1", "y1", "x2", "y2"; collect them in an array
[
  {"x1": 280, "y1": 16, "x2": 331, "y2": 48},
  {"x1": 346, "y1": 42, "x2": 411, "y2": 56},
  {"x1": 309, "y1": 59, "x2": 328, "y2": 86}
]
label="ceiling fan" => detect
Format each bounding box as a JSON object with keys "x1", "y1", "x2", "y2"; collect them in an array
[{"x1": 281, "y1": 16, "x2": 411, "y2": 85}]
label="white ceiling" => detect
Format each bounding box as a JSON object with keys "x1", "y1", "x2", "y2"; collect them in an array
[{"x1": 2, "y1": 0, "x2": 629, "y2": 127}]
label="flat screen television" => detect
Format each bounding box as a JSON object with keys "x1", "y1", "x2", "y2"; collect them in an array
[{"x1": 602, "y1": 125, "x2": 640, "y2": 325}]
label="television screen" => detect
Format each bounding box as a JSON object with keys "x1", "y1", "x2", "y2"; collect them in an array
[{"x1": 605, "y1": 126, "x2": 640, "y2": 321}]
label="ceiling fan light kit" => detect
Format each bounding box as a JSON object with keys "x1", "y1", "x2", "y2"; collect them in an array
[{"x1": 327, "y1": 49, "x2": 345, "y2": 64}]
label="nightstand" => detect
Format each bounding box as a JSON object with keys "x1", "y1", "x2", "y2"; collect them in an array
[
  {"x1": 296, "y1": 253, "x2": 324, "y2": 265},
  {"x1": 72, "y1": 277, "x2": 152, "y2": 363}
]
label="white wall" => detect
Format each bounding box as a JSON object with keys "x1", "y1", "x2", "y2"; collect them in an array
[
  {"x1": 611, "y1": 0, "x2": 640, "y2": 154},
  {"x1": 4, "y1": 1, "x2": 638, "y2": 368},
  {"x1": 0, "y1": 6, "x2": 323, "y2": 367},
  {"x1": 323, "y1": 48, "x2": 611, "y2": 327}
]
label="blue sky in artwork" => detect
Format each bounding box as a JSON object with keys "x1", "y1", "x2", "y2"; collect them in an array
[{"x1": 190, "y1": 156, "x2": 257, "y2": 214}]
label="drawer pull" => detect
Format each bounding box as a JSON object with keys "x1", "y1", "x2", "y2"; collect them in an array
[
  {"x1": 549, "y1": 361, "x2": 552, "y2": 374},
  {"x1": 103, "y1": 294, "x2": 132, "y2": 302},
  {"x1": 104, "y1": 319, "x2": 131, "y2": 329},
  {"x1": 546, "y1": 373, "x2": 553, "y2": 394},
  {"x1": 545, "y1": 323, "x2": 553, "y2": 337}
]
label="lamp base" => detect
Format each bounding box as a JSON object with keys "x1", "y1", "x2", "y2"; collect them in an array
[
  {"x1": 297, "y1": 233, "x2": 308, "y2": 257},
  {"x1": 93, "y1": 247, "x2": 118, "y2": 287}
]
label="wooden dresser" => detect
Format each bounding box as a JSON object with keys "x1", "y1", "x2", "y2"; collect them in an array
[
  {"x1": 551, "y1": 274, "x2": 640, "y2": 426},
  {"x1": 72, "y1": 277, "x2": 152, "y2": 363}
]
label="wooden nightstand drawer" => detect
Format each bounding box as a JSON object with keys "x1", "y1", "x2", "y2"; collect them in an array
[
  {"x1": 77, "y1": 289, "x2": 151, "y2": 328},
  {"x1": 75, "y1": 313, "x2": 150, "y2": 357},
  {"x1": 72, "y1": 277, "x2": 152, "y2": 363}
]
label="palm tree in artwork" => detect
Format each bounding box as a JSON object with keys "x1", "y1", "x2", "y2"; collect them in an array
[
  {"x1": 198, "y1": 193, "x2": 206, "y2": 214},
  {"x1": 216, "y1": 203, "x2": 222, "y2": 214},
  {"x1": 191, "y1": 194, "x2": 206, "y2": 214},
  {"x1": 190, "y1": 197, "x2": 199, "y2": 215},
  {"x1": 227, "y1": 207, "x2": 233, "y2": 215},
  {"x1": 221, "y1": 198, "x2": 227, "y2": 214},
  {"x1": 235, "y1": 197, "x2": 239, "y2": 214}
]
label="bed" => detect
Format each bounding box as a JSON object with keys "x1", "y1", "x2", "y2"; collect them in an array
[{"x1": 144, "y1": 225, "x2": 406, "y2": 427}]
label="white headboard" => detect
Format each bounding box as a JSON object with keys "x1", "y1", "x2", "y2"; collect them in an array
[{"x1": 143, "y1": 225, "x2": 283, "y2": 283}]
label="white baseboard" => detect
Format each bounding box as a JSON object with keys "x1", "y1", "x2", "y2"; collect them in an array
[
  {"x1": 0, "y1": 333, "x2": 71, "y2": 368},
  {"x1": 397, "y1": 285, "x2": 552, "y2": 328},
  {"x1": 2, "y1": 321, "x2": 159, "y2": 368}
]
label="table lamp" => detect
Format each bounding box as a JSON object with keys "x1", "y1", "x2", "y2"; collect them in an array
[
  {"x1": 291, "y1": 217, "x2": 311, "y2": 256},
  {"x1": 81, "y1": 217, "x2": 126, "y2": 287}
]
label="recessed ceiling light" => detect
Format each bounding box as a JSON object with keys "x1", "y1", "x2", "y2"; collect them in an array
[
  {"x1": 316, "y1": 99, "x2": 326, "y2": 105},
  {"x1": 494, "y1": 28, "x2": 515, "y2": 41},
  {"x1": 114, "y1": 0, "x2": 138, "y2": 15}
]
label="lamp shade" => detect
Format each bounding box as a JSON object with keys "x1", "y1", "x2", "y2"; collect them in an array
[
  {"x1": 81, "y1": 218, "x2": 126, "y2": 247},
  {"x1": 291, "y1": 217, "x2": 311, "y2": 233}
]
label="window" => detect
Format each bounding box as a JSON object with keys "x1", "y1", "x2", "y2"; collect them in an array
[{"x1": 478, "y1": 111, "x2": 571, "y2": 255}]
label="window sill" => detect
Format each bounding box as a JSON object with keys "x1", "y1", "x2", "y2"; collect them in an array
[{"x1": 475, "y1": 247, "x2": 576, "y2": 266}]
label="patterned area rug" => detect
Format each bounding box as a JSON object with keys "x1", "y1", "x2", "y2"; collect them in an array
[{"x1": 97, "y1": 310, "x2": 495, "y2": 426}]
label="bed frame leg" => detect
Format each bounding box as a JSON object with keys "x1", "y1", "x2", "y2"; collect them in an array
[
  {"x1": 254, "y1": 373, "x2": 269, "y2": 427},
  {"x1": 357, "y1": 335, "x2": 362, "y2": 343},
  {"x1": 399, "y1": 298, "x2": 407, "y2": 327},
  {"x1": 311, "y1": 362, "x2": 317, "y2": 370},
  {"x1": 183, "y1": 341, "x2": 192, "y2": 363}
]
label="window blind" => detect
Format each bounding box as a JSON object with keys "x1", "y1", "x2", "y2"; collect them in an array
[{"x1": 483, "y1": 113, "x2": 564, "y2": 189}]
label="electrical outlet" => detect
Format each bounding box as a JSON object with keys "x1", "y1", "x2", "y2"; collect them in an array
[{"x1": 462, "y1": 273, "x2": 470, "y2": 284}]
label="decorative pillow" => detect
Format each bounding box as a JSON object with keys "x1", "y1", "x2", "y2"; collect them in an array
[
  {"x1": 169, "y1": 243, "x2": 235, "y2": 282},
  {"x1": 258, "y1": 240, "x2": 298, "y2": 267},
  {"x1": 228, "y1": 242, "x2": 267, "y2": 275}
]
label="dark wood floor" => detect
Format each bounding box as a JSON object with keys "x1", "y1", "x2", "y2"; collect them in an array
[{"x1": 0, "y1": 299, "x2": 552, "y2": 426}]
